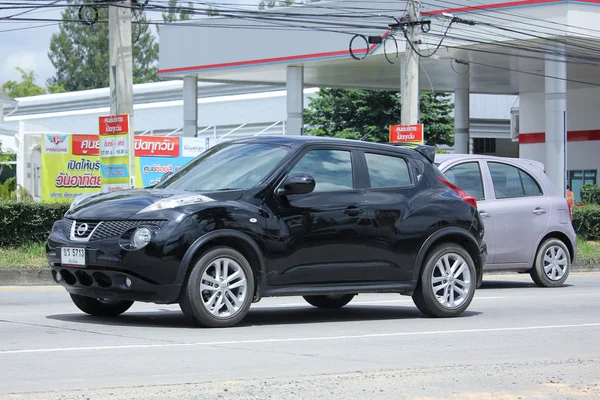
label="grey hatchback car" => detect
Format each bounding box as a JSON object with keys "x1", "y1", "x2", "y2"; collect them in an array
[{"x1": 435, "y1": 154, "x2": 577, "y2": 288}]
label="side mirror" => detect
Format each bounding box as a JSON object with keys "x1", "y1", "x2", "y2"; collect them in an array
[{"x1": 276, "y1": 173, "x2": 316, "y2": 196}]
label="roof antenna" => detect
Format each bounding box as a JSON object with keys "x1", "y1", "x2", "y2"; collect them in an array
[{"x1": 359, "y1": 127, "x2": 377, "y2": 141}]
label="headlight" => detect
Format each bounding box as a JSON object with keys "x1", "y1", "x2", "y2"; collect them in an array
[
  {"x1": 69, "y1": 193, "x2": 98, "y2": 212},
  {"x1": 137, "y1": 194, "x2": 214, "y2": 214},
  {"x1": 131, "y1": 228, "x2": 152, "y2": 249}
]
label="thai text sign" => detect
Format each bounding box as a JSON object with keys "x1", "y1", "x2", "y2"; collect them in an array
[
  {"x1": 99, "y1": 114, "x2": 130, "y2": 192},
  {"x1": 389, "y1": 124, "x2": 424, "y2": 145},
  {"x1": 41, "y1": 134, "x2": 208, "y2": 202}
]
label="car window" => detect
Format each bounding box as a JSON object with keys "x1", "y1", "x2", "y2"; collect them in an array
[
  {"x1": 443, "y1": 162, "x2": 485, "y2": 200},
  {"x1": 289, "y1": 149, "x2": 353, "y2": 192},
  {"x1": 156, "y1": 143, "x2": 289, "y2": 191},
  {"x1": 488, "y1": 162, "x2": 542, "y2": 199},
  {"x1": 365, "y1": 153, "x2": 412, "y2": 188}
]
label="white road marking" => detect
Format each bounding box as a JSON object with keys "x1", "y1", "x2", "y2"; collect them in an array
[{"x1": 1, "y1": 322, "x2": 598, "y2": 356}]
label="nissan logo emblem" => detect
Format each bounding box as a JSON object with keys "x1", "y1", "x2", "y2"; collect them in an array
[{"x1": 76, "y1": 223, "x2": 89, "y2": 236}]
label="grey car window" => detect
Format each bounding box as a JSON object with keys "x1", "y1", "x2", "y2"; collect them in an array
[
  {"x1": 443, "y1": 162, "x2": 485, "y2": 200},
  {"x1": 290, "y1": 149, "x2": 353, "y2": 192},
  {"x1": 488, "y1": 162, "x2": 542, "y2": 199},
  {"x1": 365, "y1": 153, "x2": 412, "y2": 188}
]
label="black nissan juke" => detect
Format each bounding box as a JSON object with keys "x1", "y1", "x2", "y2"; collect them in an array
[{"x1": 46, "y1": 136, "x2": 487, "y2": 328}]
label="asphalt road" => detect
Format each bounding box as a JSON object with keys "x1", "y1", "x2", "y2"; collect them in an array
[{"x1": 1, "y1": 273, "x2": 600, "y2": 400}]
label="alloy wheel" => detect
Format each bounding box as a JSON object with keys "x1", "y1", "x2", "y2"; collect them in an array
[
  {"x1": 200, "y1": 257, "x2": 248, "y2": 318},
  {"x1": 431, "y1": 252, "x2": 472, "y2": 309}
]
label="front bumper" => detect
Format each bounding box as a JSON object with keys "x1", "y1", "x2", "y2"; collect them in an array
[
  {"x1": 46, "y1": 219, "x2": 189, "y2": 304},
  {"x1": 50, "y1": 267, "x2": 182, "y2": 303}
]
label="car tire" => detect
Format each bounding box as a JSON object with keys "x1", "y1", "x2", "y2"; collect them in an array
[
  {"x1": 69, "y1": 294, "x2": 133, "y2": 317},
  {"x1": 412, "y1": 243, "x2": 477, "y2": 318},
  {"x1": 303, "y1": 294, "x2": 355, "y2": 309},
  {"x1": 181, "y1": 247, "x2": 255, "y2": 328},
  {"x1": 530, "y1": 238, "x2": 571, "y2": 288}
]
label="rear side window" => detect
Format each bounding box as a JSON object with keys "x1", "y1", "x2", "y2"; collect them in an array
[
  {"x1": 488, "y1": 162, "x2": 542, "y2": 199},
  {"x1": 365, "y1": 153, "x2": 412, "y2": 188},
  {"x1": 443, "y1": 162, "x2": 485, "y2": 200}
]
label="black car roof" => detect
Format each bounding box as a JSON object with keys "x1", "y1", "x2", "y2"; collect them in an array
[{"x1": 228, "y1": 135, "x2": 418, "y2": 157}]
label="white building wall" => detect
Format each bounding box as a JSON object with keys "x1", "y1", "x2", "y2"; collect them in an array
[{"x1": 519, "y1": 86, "x2": 600, "y2": 173}]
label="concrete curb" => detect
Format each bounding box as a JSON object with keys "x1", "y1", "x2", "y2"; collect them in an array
[
  {"x1": 0, "y1": 269, "x2": 53, "y2": 286},
  {"x1": 0, "y1": 265, "x2": 598, "y2": 286}
]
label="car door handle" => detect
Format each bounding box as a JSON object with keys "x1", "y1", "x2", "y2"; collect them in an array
[
  {"x1": 344, "y1": 206, "x2": 364, "y2": 216},
  {"x1": 479, "y1": 210, "x2": 491, "y2": 218},
  {"x1": 533, "y1": 207, "x2": 547, "y2": 215}
]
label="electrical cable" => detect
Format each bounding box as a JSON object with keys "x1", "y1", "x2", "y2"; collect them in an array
[
  {"x1": 442, "y1": 56, "x2": 600, "y2": 87},
  {"x1": 349, "y1": 34, "x2": 369, "y2": 60},
  {"x1": 383, "y1": 30, "x2": 399, "y2": 64}
]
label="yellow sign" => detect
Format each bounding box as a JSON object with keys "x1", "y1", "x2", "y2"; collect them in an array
[{"x1": 41, "y1": 134, "x2": 101, "y2": 203}]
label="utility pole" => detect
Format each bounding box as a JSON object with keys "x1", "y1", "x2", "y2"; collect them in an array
[
  {"x1": 109, "y1": 0, "x2": 135, "y2": 188},
  {"x1": 401, "y1": 0, "x2": 421, "y2": 125}
]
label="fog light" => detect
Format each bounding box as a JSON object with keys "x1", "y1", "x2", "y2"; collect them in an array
[
  {"x1": 56, "y1": 271, "x2": 62, "y2": 282},
  {"x1": 131, "y1": 228, "x2": 152, "y2": 249},
  {"x1": 125, "y1": 277, "x2": 132, "y2": 288}
]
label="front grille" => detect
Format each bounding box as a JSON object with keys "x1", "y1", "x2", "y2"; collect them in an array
[
  {"x1": 91, "y1": 220, "x2": 166, "y2": 241},
  {"x1": 73, "y1": 221, "x2": 101, "y2": 239},
  {"x1": 61, "y1": 219, "x2": 166, "y2": 241},
  {"x1": 62, "y1": 219, "x2": 74, "y2": 238}
]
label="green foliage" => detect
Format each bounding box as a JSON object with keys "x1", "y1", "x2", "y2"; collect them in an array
[
  {"x1": 47, "y1": 0, "x2": 159, "y2": 91},
  {"x1": 0, "y1": 201, "x2": 69, "y2": 247},
  {"x1": 0, "y1": 140, "x2": 15, "y2": 180},
  {"x1": 580, "y1": 184, "x2": 600, "y2": 205},
  {"x1": 258, "y1": 0, "x2": 320, "y2": 9},
  {"x1": 0, "y1": 67, "x2": 64, "y2": 98},
  {"x1": 303, "y1": 88, "x2": 455, "y2": 146},
  {"x1": 572, "y1": 205, "x2": 600, "y2": 241},
  {"x1": 0, "y1": 178, "x2": 32, "y2": 201},
  {"x1": 161, "y1": 0, "x2": 193, "y2": 23}
]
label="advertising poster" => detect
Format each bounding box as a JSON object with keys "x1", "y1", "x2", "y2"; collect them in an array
[
  {"x1": 389, "y1": 124, "x2": 424, "y2": 145},
  {"x1": 41, "y1": 134, "x2": 102, "y2": 202},
  {"x1": 99, "y1": 114, "x2": 131, "y2": 192},
  {"x1": 41, "y1": 134, "x2": 209, "y2": 203}
]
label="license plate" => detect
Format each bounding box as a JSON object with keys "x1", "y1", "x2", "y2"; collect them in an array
[{"x1": 61, "y1": 247, "x2": 86, "y2": 266}]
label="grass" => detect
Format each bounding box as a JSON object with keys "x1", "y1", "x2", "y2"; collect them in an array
[
  {"x1": 576, "y1": 237, "x2": 600, "y2": 268},
  {"x1": 0, "y1": 238, "x2": 600, "y2": 271},
  {"x1": 0, "y1": 242, "x2": 46, "y2": 270}
]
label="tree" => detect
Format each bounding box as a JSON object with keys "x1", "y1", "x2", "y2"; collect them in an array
[
  {"x1": 47, "y1": 0, "x2": 159, "y2": 91},
  {"x1": 0, "y1": 67, "x2": 65, "y2": 98},
  {"x1": 259, "y1": 0, "x2": 320, "y2": 10},
  {"x1": 303, "y1": 88, "x2": 455, "y2": 146},
  {"x1": 161, "y1": 0, "x2": 192, "y2": 26}
]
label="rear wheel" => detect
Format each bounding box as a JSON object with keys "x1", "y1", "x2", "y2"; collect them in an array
[
  {"x1": 181, "y1": 247, "x2": 254, "y2": 328},
  {"x1": 303, "y1": 294, "x2": 355, "y2": 309},
  {"x1": 69, "y1": 294, "x2": 133, "y2": 317},
  {"x1": 530, "y1": 238, "x2": 570, "y2": 287},
  {"x1": 412, "y1": 243, "x2": 476, "y2": 318}
]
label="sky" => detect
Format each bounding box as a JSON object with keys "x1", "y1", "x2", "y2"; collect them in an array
[{"x1": 0, "y1": 0, "x2": 259, "y2": 89}]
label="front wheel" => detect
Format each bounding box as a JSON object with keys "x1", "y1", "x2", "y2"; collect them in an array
[
  {"x1": 303, "y1": 294, "x2": 355, "y2": 309},
  {"x1": 69, "y1": 294, "x2": 133, "y2": 317},
  {"x1": 530, "y1": 238, "x2": 570, "y2": 287},
  {"x1": 412, "y1": 243, "x2": 476, "y2": 318},
  {"x1": 181, "y1": 247, "x2": 254, "y2": 328}
]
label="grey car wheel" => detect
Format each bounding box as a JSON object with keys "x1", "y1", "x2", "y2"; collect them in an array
[
  {"x1": 530, "y1": 238, "x2": 570, "y2": 287},
  {"x1": 412, "y1": 243, "x2": 476, "y2": 318},
  {"x1": 181, "y1": 247, "x2": 254, "y2": 328}
]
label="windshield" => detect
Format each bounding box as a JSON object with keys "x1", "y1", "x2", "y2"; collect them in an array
[{"x1": 156, "y1": 142, "x2": 289, "y2": 191}]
